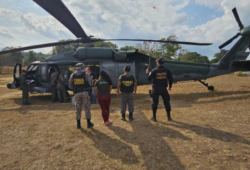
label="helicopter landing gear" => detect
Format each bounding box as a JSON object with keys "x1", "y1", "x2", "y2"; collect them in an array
[{"x1": 198, "y1": 80, "x2": 214, "y2": 91}]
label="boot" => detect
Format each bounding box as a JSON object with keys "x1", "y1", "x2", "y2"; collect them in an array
[
  {"x1": 77, "y1": 119, "x2": 81, "y2": 129},
  {"x1": 151, "y1": 111, "x2": 157, "y2": 122},
  {"x1": 129, "y1": 112, "x2": 134, "y2": 121},
  {"x1": 87, "y1": 119, "x2": 94, "y2": 128},
  {"x1": 121, "y1": 114, "x2": 126, "y2": 121},
  {"x1": 167, "y1": 111, "x2": 172, "y2": 121}
]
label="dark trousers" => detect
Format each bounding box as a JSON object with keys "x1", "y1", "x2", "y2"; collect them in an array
[
  {"x1": 51, "y1": 85, "x2": 58, "y2": 102},
  {"x1": 152, "y1": 90, "x2": 171, "y2": 112},
  {"x1": 97, "y1": 95, "x2": 111, "y2": 122},
  {"x1": 22, "y1": 86, "x2": 29, "y2": 104}
]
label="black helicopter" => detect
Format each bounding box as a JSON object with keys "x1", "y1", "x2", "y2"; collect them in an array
[{"x1": 1, "y1": 0, "x2": 250, "y2": 94}]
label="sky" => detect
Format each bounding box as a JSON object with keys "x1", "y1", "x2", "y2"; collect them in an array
[{"x1": 0, "y1": 0, "x2": 250, "y2": 60}]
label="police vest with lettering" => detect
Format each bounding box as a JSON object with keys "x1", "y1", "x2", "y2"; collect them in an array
[
  {"x1": 72, "y1": 72, "x2": 89, "y2": 93},
  {"x1": 152, "y1": 66, "x2": 168, "y2": 90},
  {"x1": 120, "y1": 74, "x2": 134, "y2": 93}
]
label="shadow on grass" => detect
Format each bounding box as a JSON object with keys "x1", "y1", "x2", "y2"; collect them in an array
[
  {"x1": 108, "y1": 113, "x2": 190, "y2": 170},
  {"x1": 80, "y1": 128, "x2": 139, "y2": 165},
  {"x1": 165, "y1": 121, "x2": 250, "y2": 146},
  {"x1": 5, "y1": 90, "x2": 250, "y2": 112}
]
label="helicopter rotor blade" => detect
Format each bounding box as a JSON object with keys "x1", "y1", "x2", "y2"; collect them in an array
[
  {"x1": 232, "y1": 8, "x2": 244, "y2": 29},
  {"x1": 0, "y1": 40, "x2": 78, "y2": 55},
  {"x1": 33, "y1": 0, "x2": 88, "y2": 40},
  {"x1": 102, "y1": 39, "x2": 212, "y2": 46},
  {"x1": 219, "y1": 33, "x2": 240, "y2": 49}
]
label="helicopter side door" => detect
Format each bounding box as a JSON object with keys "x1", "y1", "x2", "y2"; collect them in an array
[{"x1": 13, "y1": 63, "x2": 22, "y2": 88}]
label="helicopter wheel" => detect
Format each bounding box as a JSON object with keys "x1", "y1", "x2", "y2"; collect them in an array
[{"x1": 208, "y1": 86, "x2": 214, "y2": 91}]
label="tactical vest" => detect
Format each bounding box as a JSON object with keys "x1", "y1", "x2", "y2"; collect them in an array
[
  {"x1": 72, "y1": 73, "x2": 89, "y2": 93},
  {"x1": 120, "y1": 74, "x2": 134, "y2": 93},
  {"x1": 152, "y1": 66, "x2": 168, "y2": 91}
]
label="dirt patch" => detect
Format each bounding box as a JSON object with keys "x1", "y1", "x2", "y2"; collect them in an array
[{"x1": 0, "y1": 74, "x2": 250, "y2": 170}]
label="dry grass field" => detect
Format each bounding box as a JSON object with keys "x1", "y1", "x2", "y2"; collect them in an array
[{"x1": 0, "y1": 74, "x2": 249, "y2": 170}]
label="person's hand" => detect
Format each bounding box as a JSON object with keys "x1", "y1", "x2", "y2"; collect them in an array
[
  {"x1": 168, "y1": 88, "x2": 171, "y2": 92},
  {"x1": 146, "y1": 68, "x2": 149, "y2": 74},
  {"x1": 117, "y1": 93, "x2": 120, "y2": 97},
  {"x1": 133, "y1": 92, "x2": 136, "y2": 96}
]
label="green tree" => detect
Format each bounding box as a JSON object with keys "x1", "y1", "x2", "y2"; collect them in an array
[
  {"x1": 120, "y1": 46, "x2": 136, "y2": 50},
  {"x1": 0, "y1": 47, "x2": 24, "y2": 74},
  {"x1": 135, "y1": 34, "x2": 183, "y2": 60},
  {"x1": 177, "y1": 52, "x2": 210, "y2": 63},
  {"x1": 51, "y1": 39, "x2": 85, "y2": 55},
  {"x1": 23, "y1": 51, "x2": 40, "y2": 66},
  {"x1": 50, "y1": 40, "x2": 118, "y2": 55},
  {"x1": 210, "y1": 49, "x2": 227, "y2": 63},
  {"x1": 93, "y1": 41, "x2": 118, "y2": 48}
]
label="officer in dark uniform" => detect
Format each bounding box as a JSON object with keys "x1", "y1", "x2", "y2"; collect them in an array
[
  {"x1": 50, "y1": 68, "x2": 58, "y2": 102},
  {"x1": 117, "y1": 65, "x2": 137, "y2": 121},
  {"x1": 146, "y1": 58, "x2": 173, "y2": 121},
  {"x1": 69, "y1": 63, "x2": 94, "y2": 129},
  {"x1": 19, "y1": 70, "x2": 31, "y2": 105}
]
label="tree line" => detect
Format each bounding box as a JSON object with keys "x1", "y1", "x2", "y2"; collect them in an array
[{"x1": 0, "y1": 34, "x2": 227, "y2": 74}]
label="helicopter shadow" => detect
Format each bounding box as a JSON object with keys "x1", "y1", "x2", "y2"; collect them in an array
[
  {"x1": 7, "y1": 94, "x2": 101, "y2": 112},
  {"x1": 159, "y1": 120, "x2": 250, "y2": 146},
  {"x1": 107, "y1": 113, "x2": 191, "y2": 170},
  {"x1": 80, "y1": 128, "x2": 139, "y2": 165}
]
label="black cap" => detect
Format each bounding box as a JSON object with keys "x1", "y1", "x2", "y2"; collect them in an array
[
  {"x1": 124, "y1": 65, "x2": 130, "y2": 71},
  {"x1": 156, "y1": 58, "x2": 164, "y2": 64}
]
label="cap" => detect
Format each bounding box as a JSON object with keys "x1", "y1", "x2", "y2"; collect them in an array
[
  {"x1": 75, "y1": 63, "x2": 84, "y2": 70},
  {"x1": 156, "y1": 58, "x2": 164, "y2": 64},
  {"x1": 124, "y1": 65, "x2": 130, "y2": 72}
]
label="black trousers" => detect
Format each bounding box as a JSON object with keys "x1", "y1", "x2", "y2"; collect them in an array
[{"x1": 151, "y1": 90, "x2": 171, "y2": 112}]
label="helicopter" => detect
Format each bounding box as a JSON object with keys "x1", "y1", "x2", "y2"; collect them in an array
[{"x1": 0, "y1": 0, "x2": 250, "y2": 94}]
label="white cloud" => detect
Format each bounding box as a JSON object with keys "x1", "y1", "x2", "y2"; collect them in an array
[
  {"x1": 195, "y1": 0, "x2": 223, "y2": 9},
  {"x1": 0, "y1": 0, "x2": 250, "y2": 58},
  {"x1": 0, "y1": 28, "x2": 13, "y2": 38}
]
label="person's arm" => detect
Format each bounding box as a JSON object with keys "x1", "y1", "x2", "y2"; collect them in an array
[
  {"x1": 167, "y1": 69, "x2": 173, "y2": 92},
  {"x1": 133, "y1": 76, "x2": 137, "y2": 95},
  {"x1": 147, "y1": 70, "x2": 155, "y2": 81},
  {"x1": 94, "y1": 86, "x2": 98, "y2": 95},
  {"x1": 85, "y1": 72, "x2": 93, "y2": 86},
  {"x1": 109, "y1": 85, "x2": 112, "y2": 93},
  {"x1": 117, "y1": 81, "x2": 121, "y2": 97},
  {"x1": 94, "y1": 80, "x2": 98, "y2": 95},
  {"x1": 133, "y1": 82, "x2": 137, "y2": 96},
  {"x1": 117, "y1": 75, "x2": 122, "y2": 97},
  {"x1": 68, "y1": 73, "x2": 73, "y2": 89}
]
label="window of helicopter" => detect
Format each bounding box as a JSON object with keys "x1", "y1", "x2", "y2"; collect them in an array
[{"x1": 41, "y1": 65, "x2": 47, "y2": 80}]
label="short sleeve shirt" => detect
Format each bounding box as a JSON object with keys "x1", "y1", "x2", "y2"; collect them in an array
[{"x1": 94, "y1": 78, "x2": 110, "y2": 95}]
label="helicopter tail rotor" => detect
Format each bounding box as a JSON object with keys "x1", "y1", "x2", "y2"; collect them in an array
[{"x1": 219, "y1": 8, "x2": 244, "y2": 49}]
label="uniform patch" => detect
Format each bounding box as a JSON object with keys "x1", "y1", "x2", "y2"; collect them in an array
[
  {"x1": 122, "y1": 81, "x2": 133, "y2": 86},
  {"x1": 156, "y1": 72, "x2": 167, "y2": 79},
  {"x1": 74, "y1": 78, "x2": 84, "y2": 85}
]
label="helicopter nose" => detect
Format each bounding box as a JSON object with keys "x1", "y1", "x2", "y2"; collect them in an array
[{"x1": 7, "y1": 82, "x2": 15, "y2": 89}]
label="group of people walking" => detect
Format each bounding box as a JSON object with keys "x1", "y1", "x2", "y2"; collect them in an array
[{"x1": 69, "y1": 57, "x2": 173, "y2": 129}]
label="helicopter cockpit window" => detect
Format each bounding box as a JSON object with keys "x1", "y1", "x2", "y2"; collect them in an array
[
  {"x1": 41, "y1": 65, "x2": 47, "y2": 80},
  {"x1": 27, "y1": 65, "x2": 39, "y2": 72}
]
